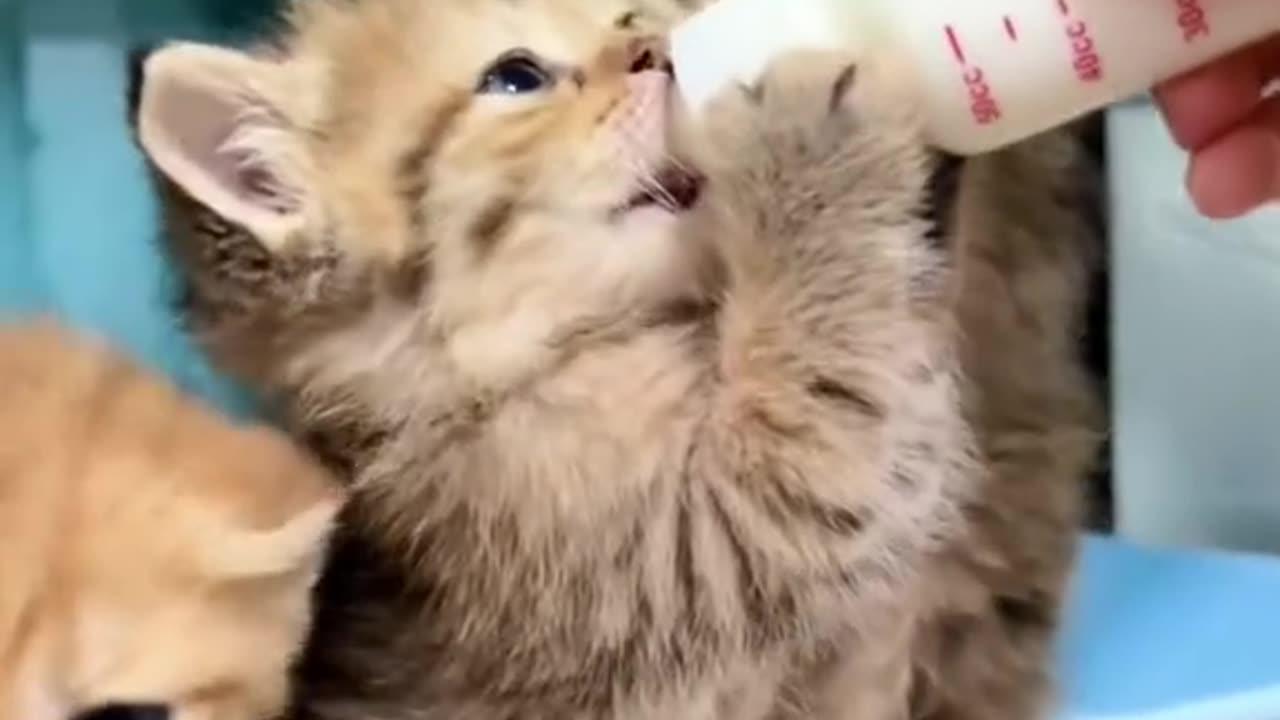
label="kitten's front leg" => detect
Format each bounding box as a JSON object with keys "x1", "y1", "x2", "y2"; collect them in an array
[
  {"x1": 681, "y1": 51, "x2": 974, "y2": 707},
  {"x1": 690, "y1": 49, "x2": 947, "y2": 434}
]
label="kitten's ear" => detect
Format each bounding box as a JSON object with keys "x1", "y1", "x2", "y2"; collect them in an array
[
  {"x1": 199, "y1": 496, "x2": 344, "y2": 580},
  {"x1": 134, "y1": 42, "x2": 312, "y2": 251}
]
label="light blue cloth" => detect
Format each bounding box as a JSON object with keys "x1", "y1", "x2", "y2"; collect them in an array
[{"x1": 1060, "y1": 537, "x2": 1280, "y2": 720}]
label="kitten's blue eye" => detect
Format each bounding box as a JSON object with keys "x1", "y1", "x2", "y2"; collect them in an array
[{"x1": 477, "y1": 53, "x2": 553, "y2": 95}]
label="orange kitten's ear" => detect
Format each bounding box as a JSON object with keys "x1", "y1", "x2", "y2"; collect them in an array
[
  {"x1": 198, "y1": 497, "x2": 344, "y2": 580},
  {"x1": 135, "y1": 42, "x2": 312, "y2": 251}
]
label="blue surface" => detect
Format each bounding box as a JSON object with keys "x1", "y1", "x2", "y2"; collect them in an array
[{"x1": 1060, "y1": 536, "x2": 1280, "y2": 720}]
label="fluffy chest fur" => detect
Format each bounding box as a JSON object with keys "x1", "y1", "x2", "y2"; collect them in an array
[{"x1": 294, "y1": 310, "x2": 965, "y2": 719}]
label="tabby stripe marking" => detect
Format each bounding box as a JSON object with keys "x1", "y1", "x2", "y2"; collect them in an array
[
  {"x1": 469, "y1": 195, "x2": 517, "y2": 259},
  {"x1": 396, "y1": 92, "x2": 471, "y2": 233}
]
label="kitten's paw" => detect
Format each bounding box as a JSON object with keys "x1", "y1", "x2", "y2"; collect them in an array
[
  {"x1": 695, "y1": 50, "x2": 926, "y2": 203},
  {"x1": 699, "y1": 50, "x2": 860, "y2": 166}
]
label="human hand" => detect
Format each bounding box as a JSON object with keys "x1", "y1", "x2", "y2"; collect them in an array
[{"x1": 1156, "y1": 38, "x2": 1280, "y2": 219}]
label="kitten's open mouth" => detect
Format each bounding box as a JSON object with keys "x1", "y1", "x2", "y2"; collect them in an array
[{"x1": 620, "y1": 164, "x2": 705, "y2": 215}]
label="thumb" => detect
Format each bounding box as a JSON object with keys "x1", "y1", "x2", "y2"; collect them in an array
[{"x1": 1187, "y1": 97, "x2": 1280, "y2": 219}]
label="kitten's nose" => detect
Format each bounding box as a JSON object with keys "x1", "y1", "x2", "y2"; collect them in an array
[{"x1": 626, "y1": 35, "x2": 674, "y2": 76}]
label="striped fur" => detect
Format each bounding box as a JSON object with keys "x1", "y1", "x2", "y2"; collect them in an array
[{"x1": 129, "y1": 1, "x2": 1103, "y2": 718}]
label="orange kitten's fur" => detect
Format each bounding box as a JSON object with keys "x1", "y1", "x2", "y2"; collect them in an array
[
  {"x1": 0, "y1": 322, "x2": 343, "y2": 720},
  {"x1": 129, "y1": 0, "x2": 1102, "y2": 718}
]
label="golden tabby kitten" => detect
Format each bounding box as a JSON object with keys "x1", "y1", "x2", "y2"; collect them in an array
[
  {"x1": 0, "y1": 321, "x2": 344, "y2": 720},
  {"x1": 128, "y1": 0, "x2": 1101, "y2": 718}
]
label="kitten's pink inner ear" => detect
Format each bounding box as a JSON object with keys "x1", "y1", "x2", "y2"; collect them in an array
[{"x1": 137, "y1": 44, "x2": 305, "y2": 248}]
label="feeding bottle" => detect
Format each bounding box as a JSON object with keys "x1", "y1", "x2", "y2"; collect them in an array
[{"x1": 670, "y1": 0, "x2": 1280, "y2": 155}]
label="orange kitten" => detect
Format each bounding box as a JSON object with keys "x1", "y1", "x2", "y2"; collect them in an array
[{"x1": 0, "y1": 321, "x2": 344, "y2": 720}]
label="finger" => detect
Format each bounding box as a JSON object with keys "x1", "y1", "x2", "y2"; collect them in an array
[
  {"x1": 1186, "y1": 98, "x2": 1280, "y2": 218},
  {"x1": 1157, "y1": 38, "x2": 1280, "y2": 151}
]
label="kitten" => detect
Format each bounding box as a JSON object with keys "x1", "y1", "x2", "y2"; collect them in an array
[
  {"x1": 128, "y1": 0, "x2": 1102, "y2": 718},
  {"x1": 0, "y1": 321, "x2": 344, "y2": 720}
]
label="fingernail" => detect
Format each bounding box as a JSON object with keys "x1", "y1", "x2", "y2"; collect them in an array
[
  {"x1": 1188, "y1": 130, "x2": 1278, "y2": 219},
  {"x1": 1266, "y1": 134, "x2": 1280, "y2": 200}
]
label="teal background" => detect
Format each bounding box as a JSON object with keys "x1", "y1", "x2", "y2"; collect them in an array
[{"x1": 0, "y1": 0, "x2": 273, "y2": 415}]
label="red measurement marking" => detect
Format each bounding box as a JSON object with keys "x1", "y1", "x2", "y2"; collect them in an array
[
  {"x1": 1003, "y1": 16, "x2": 1019, "y2": 41},
  {"x1": 1175, "y1": 0, "x2": 1211, "y2": 42},
  {"x1": 1066, "y1": 21, "x2": 1104, "y2": 82},
  {"x1": 944, "y1": 25, "x2": 967, "y2": 63},
  {"x1": 941, "y1": 25, "x2": 1002, "y2": 126},
  {"x1": 1057, "y1": 0, "x2": 1070, "y2": 16},
  {"x1": 964, "y1": 67, "x2": 1001, "y2": 125}
]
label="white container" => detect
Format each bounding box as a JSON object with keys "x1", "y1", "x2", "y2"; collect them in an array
[{"x1": 671, "y1": 0, "x2": 1280, "y2": 155}]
